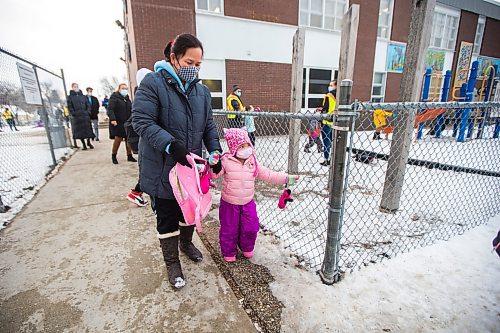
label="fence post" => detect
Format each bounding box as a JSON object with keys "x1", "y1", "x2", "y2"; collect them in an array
[
  {"x1": 458, "y1": 60, "x2": 478, "y2": 142},
  {"x1": 435, "y1": 70, "x2": 451, "y2": 138},
  {"x1": 34, "y1": 66, "x2": 57, "y2": 167},
  {"x1": 287, "y1": 28, "x2": 305, "y2": 174},
  {"x1": 319, "y1": 80, "x2": 353, "y2": 285},
  {"x1": 379, "y1": 0, "x2": 436, "y2": 213},
  {"x1": 417, "y1": 68, "x2": 432, "y2": 140}
]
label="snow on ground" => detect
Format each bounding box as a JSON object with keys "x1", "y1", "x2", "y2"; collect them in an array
[
  {"x1": 0, "y1": 127, "x2": 72, "y2": 227},
  {"x1": 253, "y1": 214, "x2": 500, "y2": 333},
  {"x1": 215, "y1": 124, "x2": 500, "y2": 271}
]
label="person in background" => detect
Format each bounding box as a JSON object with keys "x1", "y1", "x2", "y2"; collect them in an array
[
  {"x1": 226, "y1": 84, "x2": 244, "y2": 128},
  {"x1": 244, "y1": 105, "x2": 258, "y2": 146},
  {"x1": 304, "y1": 108, "x2": 323, "y2": 153},
  {"x1": 102, "y1": 95, "x2": 109, "y2": 111},
  {"x1": 63, "y1": 105, "x2": 70, "y2": 128},
  {"x1": 3, "y1": 108, "x2": 19, "y2": 131},
  {"x1": 67, "y1": 83, "x2": 94, "y2": 149},
  {"x1": 373, "y1": 109, "x2": 396, "y2": 140},
  {"x1": 108, "y1": 83, "x2": 136, "y2": 164},
  {"x1": 126, "y1": 68, "x2": 152, "y2": 207},
  {"x1": 86, "y1": 87, "x2": 100, "y2": 141},
  {"x1": 319, "y1": 80, "x2": 337, "y2": 166}
]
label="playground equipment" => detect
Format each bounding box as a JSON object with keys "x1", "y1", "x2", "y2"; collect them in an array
[
  {"x1": 381, "y1": 69, "x2": 451, "y2": 137},
  {"x1": 416, "y1": 68, "x2": 451, "y2": 139},
  {"x1": 470, "y1": 65, "x2": 496, "y2": 139},
  {"x1": 451, "y1": 61, "x2": 499, "y2": 142},
  {"x1": 380, "y1": 62, "x2": 499, "y2": 141}
]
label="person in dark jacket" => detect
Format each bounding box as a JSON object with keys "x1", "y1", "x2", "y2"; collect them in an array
[
  {"x1": 132, "y1": 34, "x2": 222, "y2": 289},
  {"x1": 86, "y1": 87, "x2": 100, "y2": 141},
  {"x1": 67, "y1": 83, "x2": 94, "y2": 150},
  {"x1": 108, "y1": 83, "x2": 136, "y2": 164}
]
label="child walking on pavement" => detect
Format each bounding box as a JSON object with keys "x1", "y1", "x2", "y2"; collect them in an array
[{"x1": 211, "y1": 128, "x2": 299, "y2": 262}]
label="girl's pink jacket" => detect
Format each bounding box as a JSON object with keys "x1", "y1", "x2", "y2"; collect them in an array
[{"x1": 211, "y1": 154, "x2": 288, "y2": 205}]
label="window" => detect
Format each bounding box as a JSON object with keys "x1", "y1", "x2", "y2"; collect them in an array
[
  {"x1": 428, "y1": 75, "x2": 443, "y2": 101},
  {"x1": 377, "y1": 0, "x2": 393, "y2": 39},
  {"x1": 302, "y1": 68, "x2": 336, "y2": 109},
  {"x1": 299, "y1": 0, "x2": 347, "y2": 31},
  {"x1": 371, "y1": 72, "x2": 386, "y2": 102},
  {"x1": 430, "y1": 10, "x2": 459, "y2": 50},
  {"x1": 473, "y1": 16, "x2": 485, "y2": 55},
  {"x1": 196, "y1": 0, "x2": 223, "y2": 13},
  {"x1": 201, "y1": 79, "x2": 224, "y2": 109}
]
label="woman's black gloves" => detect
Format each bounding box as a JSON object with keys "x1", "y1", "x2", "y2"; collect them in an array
[{"x1": 169, "y1": 141, "x2": 191, "y2": 168}]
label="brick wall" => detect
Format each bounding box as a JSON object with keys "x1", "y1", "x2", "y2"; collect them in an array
[
  {"x1": 225, "y1": 60, "x2": 292, "y2": 111},
  {"x1": 350, "y1": 0, "x2": 379, "y2": 101},
  {"x1": 130, "y1": 0, "x2": 196, "y2": 72},
  {"x1": 224, "y1": 0, "x2": 298, "y2": 25},
  {"x1": 390, "y1": 0, "x2": 411, "y2": 43},
  {"x1": 481, "y1": 17, "x2": 500, "y2": 58},
  {"x1": 384, "y1": 0, "x2": 412, "y2": 102}
]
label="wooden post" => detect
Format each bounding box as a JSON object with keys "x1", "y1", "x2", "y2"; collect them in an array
[
  {"x1": 287, "y1": 28, "x2": 305, "y2": 174},
  {"x1": 380, "y1": 0, "x2": 436, "y2": 213},
  {"x1": 328, "y1": 4, "x2": 359, "y2": 186},
  {"x1": 337, "y1": 5, "x2": 359, "y2": 83}
]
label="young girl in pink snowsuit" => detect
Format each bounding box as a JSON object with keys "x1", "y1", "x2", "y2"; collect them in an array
[{"x1": 211, "y1": 128, "x2": 299, "y2": 262}]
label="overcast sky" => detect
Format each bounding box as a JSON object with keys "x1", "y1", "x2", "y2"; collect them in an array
[{"x1": 0, "y1": 0, "x2": 126, "y2": 97}]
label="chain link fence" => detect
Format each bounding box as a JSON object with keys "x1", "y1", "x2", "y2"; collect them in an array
[
  {"x1": 339, "y1": 100, "x2": 500, "y2": 274},
  {"x1": 211, "y1": 97, "x2": 500, "y2": 277},
  {"x1": 0, "y1": 47, "x2": 72, "y2": 223}
]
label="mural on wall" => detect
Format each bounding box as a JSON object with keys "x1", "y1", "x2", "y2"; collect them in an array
[
  {"x1": 477, "y1": 56, "x2": 500, "y2": 78},
  {"x1": 386, "y1": 44, "x2": 446, "y2": 74},
  {"x1": 386, "y1": 43, "x2": 406, "y2": 73},
  {"x1": 453, "y1": 41, "x2": 473, "y2": 88},
  {"x1": 426, "y1": 50, "x2": 445, "y2": 72}
]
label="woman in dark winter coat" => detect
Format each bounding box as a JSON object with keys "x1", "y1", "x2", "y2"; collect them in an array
[
  {"x1": 132, "y1": 34, "x2": 222, "y2": 289},
  {"x1": 67, "y1": 83, "x2": 95, "y2": 150},
  {"x1": 108, "y1": 83, "x2": 136, "y2": 164}
]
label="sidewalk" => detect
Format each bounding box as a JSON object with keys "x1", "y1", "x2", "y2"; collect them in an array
[{"x1": 0, "y1": 133, "x2": 256, "y2": 332}]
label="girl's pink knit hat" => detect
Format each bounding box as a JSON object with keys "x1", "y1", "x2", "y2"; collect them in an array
[{"x1": 223, "y1": 128, "x2": 252, "y2": 155}]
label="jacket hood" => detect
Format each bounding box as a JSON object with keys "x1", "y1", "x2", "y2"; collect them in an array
[{"x1": 154, "y1": 60, "x2": 194, "y2": 93}]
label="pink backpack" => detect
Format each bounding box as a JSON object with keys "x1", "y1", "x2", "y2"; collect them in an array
[{"x1": 169, "y1": 153, "x2": 213, "y2": 233}]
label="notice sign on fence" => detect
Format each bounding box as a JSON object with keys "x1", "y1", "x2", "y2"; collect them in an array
[{"x1": 16, "y1": 62, "x2": 42, "y2": 105}]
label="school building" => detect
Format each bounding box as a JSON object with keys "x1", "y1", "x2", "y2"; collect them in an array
[{"x1": 122, "y1": 0, "x2": 500, "y2": 110}]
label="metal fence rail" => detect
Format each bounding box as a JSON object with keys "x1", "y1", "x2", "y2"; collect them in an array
[
  {"x1": 211, "y1": 98, "x2": 500, "y2": 278},
  {"x1": 0, "y1": 47, "x2": 71, "y2": 220}
]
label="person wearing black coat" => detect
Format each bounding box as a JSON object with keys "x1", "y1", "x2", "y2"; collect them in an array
[
  {"x1": 108, "y1": 83, "x2": 136, "y2": 164},
  {"x1": 132, "y1": 34, "x2": 222, "y2": 289},
  {"x1": 67, "y1": 83, "x2": 94, "y2": 150},
  {"x1": 86, "y1": 87, "x2": 100, "y2": 141}
]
